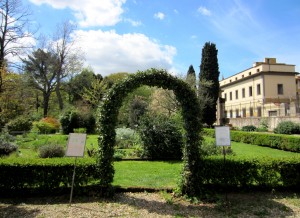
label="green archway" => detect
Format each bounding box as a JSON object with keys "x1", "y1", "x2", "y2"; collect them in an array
[{"x1": 97, "y1": 68, "x2": 203, "y2": 196}]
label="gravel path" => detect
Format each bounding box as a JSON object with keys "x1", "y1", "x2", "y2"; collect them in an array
[{"x1": 0, "y1": 192, "x2": 299, "y2": 217}]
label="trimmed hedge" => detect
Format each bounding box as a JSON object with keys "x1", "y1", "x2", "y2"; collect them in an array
[
  {"x1": 203, "y1": 128, "x2": 300, "y2": 152},
  {"x1": 0, "y1": 157, "x2": 299, "y2": 195},
  {"x1": 0, "y1": 158, "x2": 97, "y2": 192}
]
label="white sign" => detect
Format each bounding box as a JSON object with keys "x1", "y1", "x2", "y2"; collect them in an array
[
  {"x1": 215, "y1": 126, "x2": 231, "y2": 146},
  {"x1": 66, "y1": 133, "x2": 87, "y2": 157}
]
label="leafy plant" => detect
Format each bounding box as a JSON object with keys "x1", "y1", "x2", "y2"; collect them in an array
[
  {"x1": 5, "y1": 116, "x2": 32, "y2": 135},
  {"x1": 241, "y1": 125, "x2": 257, "y2": 132},
  {"x1": 115, "y1": 127, "x2": 137, "y2": 149},
  {"x1": 274, "y1": 121, "x2": 300, "y2": 135},
  {"x1": 0, "y1": 132, "x2": 18, "y2": 156},
  {"x1": 39, "y1": 144, "x2": 65, "y2": 158},
  {"x1": 138, "y1": 114, "x2": 183, "y2": 160}
]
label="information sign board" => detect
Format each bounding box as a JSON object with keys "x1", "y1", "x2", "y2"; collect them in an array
[
  {"x1": 215, "y1": 126, "x2": 231, "y2": 146},
  {"x1": 66, "y1": 133, "x2": 87, "y2": 157}
]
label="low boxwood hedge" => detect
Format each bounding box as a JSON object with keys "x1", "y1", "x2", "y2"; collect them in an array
[
  {"x1": 203, "y1": 128, "x2": 300, "y2": 152},
  {"x1": 0, "y1": 156, "x2": 299, "y2": 195}
]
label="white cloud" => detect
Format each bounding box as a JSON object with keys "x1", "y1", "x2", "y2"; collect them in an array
[
  {"x1": 197, "y1": 6, "x2": 212, "y2": 16},
  {"x1": 154, "y1": 12, "x2": 165, "y2": 20},
  {"x1": 124, "y1": 18, "x2": 142, "y2": 27},
  {"x1": 73, "y1": 29, "x2": 177, "y2": 76},
  {"x1": 29, "y1": 0, "x2": 126, "y2": 27}
]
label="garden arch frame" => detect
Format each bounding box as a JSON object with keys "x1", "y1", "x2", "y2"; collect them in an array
[{"x1": 97, "y1": 69, "x2": 203, "y2": 196}]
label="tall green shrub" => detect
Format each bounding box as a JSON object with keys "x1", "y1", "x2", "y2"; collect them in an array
[
  {"x1": 5, "y1": 116, "x2": 32, "y2": 135},
  {"x1": 274, "y1": 121, "x2": 300, "y2": 135},
  {"x1": 138, "y1": 114, "x2": 183, "y2": 160}
]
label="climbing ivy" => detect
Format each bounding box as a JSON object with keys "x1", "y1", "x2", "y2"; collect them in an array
[{"x1": 97, "y1": 68, "x2": 203, "y2": 196}]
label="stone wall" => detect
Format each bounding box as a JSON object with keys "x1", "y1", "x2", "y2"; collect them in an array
[{"x1": 228, "y1": 116, "x2": 300, "y2": 131}]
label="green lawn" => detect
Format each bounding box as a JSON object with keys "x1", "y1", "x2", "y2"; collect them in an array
[{"x1": 113, "y1": 161, "x2": 182, "y2": 188}]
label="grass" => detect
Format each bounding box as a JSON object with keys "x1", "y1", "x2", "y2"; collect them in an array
[{"x1": 113, "y1": 161, "x2": 182, "y2": 188}]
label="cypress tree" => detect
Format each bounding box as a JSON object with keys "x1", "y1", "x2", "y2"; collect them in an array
[
  {"x1": 186, "y1": 65, "x2": 196, "y2": 91},
  {"x1": 198, "y1": 42, "x2": 220, "y2": 126}
]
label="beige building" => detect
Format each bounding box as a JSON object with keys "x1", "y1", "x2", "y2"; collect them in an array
[{"x1": 218, "y1": 58, "x2": 299, "y2": 127}]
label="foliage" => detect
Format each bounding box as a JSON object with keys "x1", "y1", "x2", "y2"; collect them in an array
[
  {"x1": 115, "y1": 127, "x2": 138, "y2": 149},
  {"x1": 23, "y1": 49, "x2": 59, "y2": 117},
  {"x1": 1, "y1": 158, "x2": 300, "y2": 196},
  {"x1": 198, "y1": 42, "x2": 220, "y2": 126},
  {"x1": 60, "y1": 109, "x2": 96, "y2": 134},
  {"x1": 98, "y1": 68, "x2": 203, "y2": 197},
  {"x1": 33, "y1": 117, "x2": 60, "y2": 134},
  {"x1": 203, "y1": 128, "x2": 300, "y2": 152},
  {"x1": 186, "y1": 65, "x2": 196, "y2": 91},
  {"x1": 128, "y1": 96, "x2": 148, "y2": 128},
  {"x1": 5, "y1": 116, "x2": 32, "y2": 134},
  {"x1": 67, "y1": 68, "x2": 97, "y2": 102},
  {"x1": 137, "y1": 114, "x2": 183, "y2": 160},
  {"x1": 200, "y1": 139, "x2": 222, "y2": 156},
  {"x1": 0, "y1": 132, "x2": 18, "y2": 156},
  {"x1": 273, "y1": 121, "x2": 300, "y2": 135},
  {"x1": 241, "y1": 125, "x2": 257, "y2": 132},
  {"x1": 39, "y1": 144, "x2": 65, "y2": 158}
]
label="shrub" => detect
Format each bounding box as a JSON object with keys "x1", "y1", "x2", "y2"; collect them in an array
[
  {"x1": 33, "y1": 117, "x2": 60, "y2": 134},
  {"x1": 5, "y1": 116, "x2": 32, "y2": 135},
  {"x1": 273, "y1": 121, "x2": 300, "y2": 135},
  {"x1": 39, "y1": 145, "x2": 65, "y2": 158},
  {"x1": 0, "y1": 132, "x2": 18, "y2": 156},
  {"x1": 60, "y1": 110, "x2": 96, "y2": 134},
  {"x1": 241, "y1": 125, "x2": 257, "y2": 132},
  {"x1": 137, "y1": 114, "x2": 183, "y2": 160},
  {"x1": 200, "y1": 139, "x2": 222, "y2": 156},
  {"x1": 115, "y1": 127, "x2": 137, "y2": 149}
]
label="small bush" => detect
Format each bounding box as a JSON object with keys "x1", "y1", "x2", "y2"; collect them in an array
[
  {"x1": 200, "y1": 139, "x2": 222, "y2": 156},
  {"x1": 34, "y1": 117, "x2": 60, "y2": 134},
  {"x1": 0, "y1": 132, "x2": 18, "y2": 156},
  {"x1": 39, "y1": 145, "x2": 65, "y2": 158},
  {"x1": 138, "y1": 114, "x2": 183, "y2": 160},
  {"x1": 5, "y1": 116, "x2": 32, "y2": 135},
  {"x1": 274, "y1": 121, "x2": 300, "y2": 135},
  {"x1": 116, "y1": 127, "x2": 137, "y2": 149},
  {"x1": 74, "y1": 128, "x2": 86, "y2": 133},
  {"x1": 241, "y1": 125, "x2": 257, "y2": 132}
]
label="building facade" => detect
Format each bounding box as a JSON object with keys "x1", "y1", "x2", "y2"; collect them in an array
[{"x1": 218, "y1": 58, "x2": 299, "y2": 128}]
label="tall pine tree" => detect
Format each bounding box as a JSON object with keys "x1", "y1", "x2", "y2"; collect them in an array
[{"x1": 198, "y1": 42, "x2": 220, "y2": 126}]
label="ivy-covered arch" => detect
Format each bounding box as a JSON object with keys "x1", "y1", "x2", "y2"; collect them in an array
[{"x1": 97, "y1": 68, "x2": 203, "y2": 196}]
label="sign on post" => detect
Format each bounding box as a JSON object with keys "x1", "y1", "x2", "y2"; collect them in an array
[
  {"x1": 66, "y1": 133, "x2": 87, "y2": 157},
  {"x1": 66, "y1": 133, "x2": 87, "y2": 205},
  {"x1": 215, "y1": 126, "x2": 231, "y2": 146}
]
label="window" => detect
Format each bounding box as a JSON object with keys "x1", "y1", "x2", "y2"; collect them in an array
[
  {"x1": 224, "y1": 110, "x2": 227, "y2": 118},
  {"x1": 242, "y1": 75, "x2": 244, "y2": 78},
  {"x1": 242, "y1": 88, "x2": 245, "y2": 98},
  {"x1": 269, "y1": 110, "x2": 277, "y2": 117},
  {"x1": 235, "y1": 109, "x2": 239, "y2": 118},
  {"x1": 242, "y1": 108, "x2": 246, "y2": 117},
  {"x1": 257, "y1": 84, "x2": 261, "y2": 95},
  {"x1": 224, "y1": 93, "x2": 227, "y2": 101},
  {"x1": 257, "y1": 69, "x2": 260, "y2": 72},
  {"x1": 249, "y1": 86, "x2": 253, "y2": 97},
  {"x1": 257, "y1": 107, "x2": 262, "y2": 117},
  {"x1": 235, "y1": 77, "x2": 237, "y2": 81},
  {"x1": 230, "y1": 110, "x2": 233, "y2": 118},
  {"x1": 230, "y1": 92, "x2": 232, "y2": 100},
  {"x1": 277, "y1": 84, "x2": 283, "y2": 95},
  {"x1": 249, "y1": 72, "x2": 252, "y2": 76},
  {"x1": 235, "y1": 90, "x2": 238, "y2": 99},
  {"x1": 249, "y1": 107, "x2": 253, "y2": 116}
]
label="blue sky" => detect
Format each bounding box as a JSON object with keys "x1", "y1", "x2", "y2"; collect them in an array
[{"x1": 23, "y1": 0, "x2": 300, "y2": 78}]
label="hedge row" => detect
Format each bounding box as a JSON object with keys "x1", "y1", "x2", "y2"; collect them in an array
[
  {"x1": 202, "y1": 128, "x2": 300, "y2": 152},
  {"x1": 0, "y1": 157, "x2": 300, "y2": 195},
  {"x1": 0, "y1": 158, "x2": 97, "y2": 193}
]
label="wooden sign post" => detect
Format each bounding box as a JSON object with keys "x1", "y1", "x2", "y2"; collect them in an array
[{"x1": 66, "y1": 133, "x2": 87, "y2": 205}]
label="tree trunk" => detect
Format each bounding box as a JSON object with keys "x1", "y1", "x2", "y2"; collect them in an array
[
  {"x1": 56, "y1": 79, "x2": 64, "y2": 111},
  {"x1": 43, "y1": 92, "x2": 50, "y2": 117}
]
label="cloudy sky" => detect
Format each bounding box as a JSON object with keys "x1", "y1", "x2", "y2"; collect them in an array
[{"x1": 24, "y1": 0, "x2": 300, "y2": 78}]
